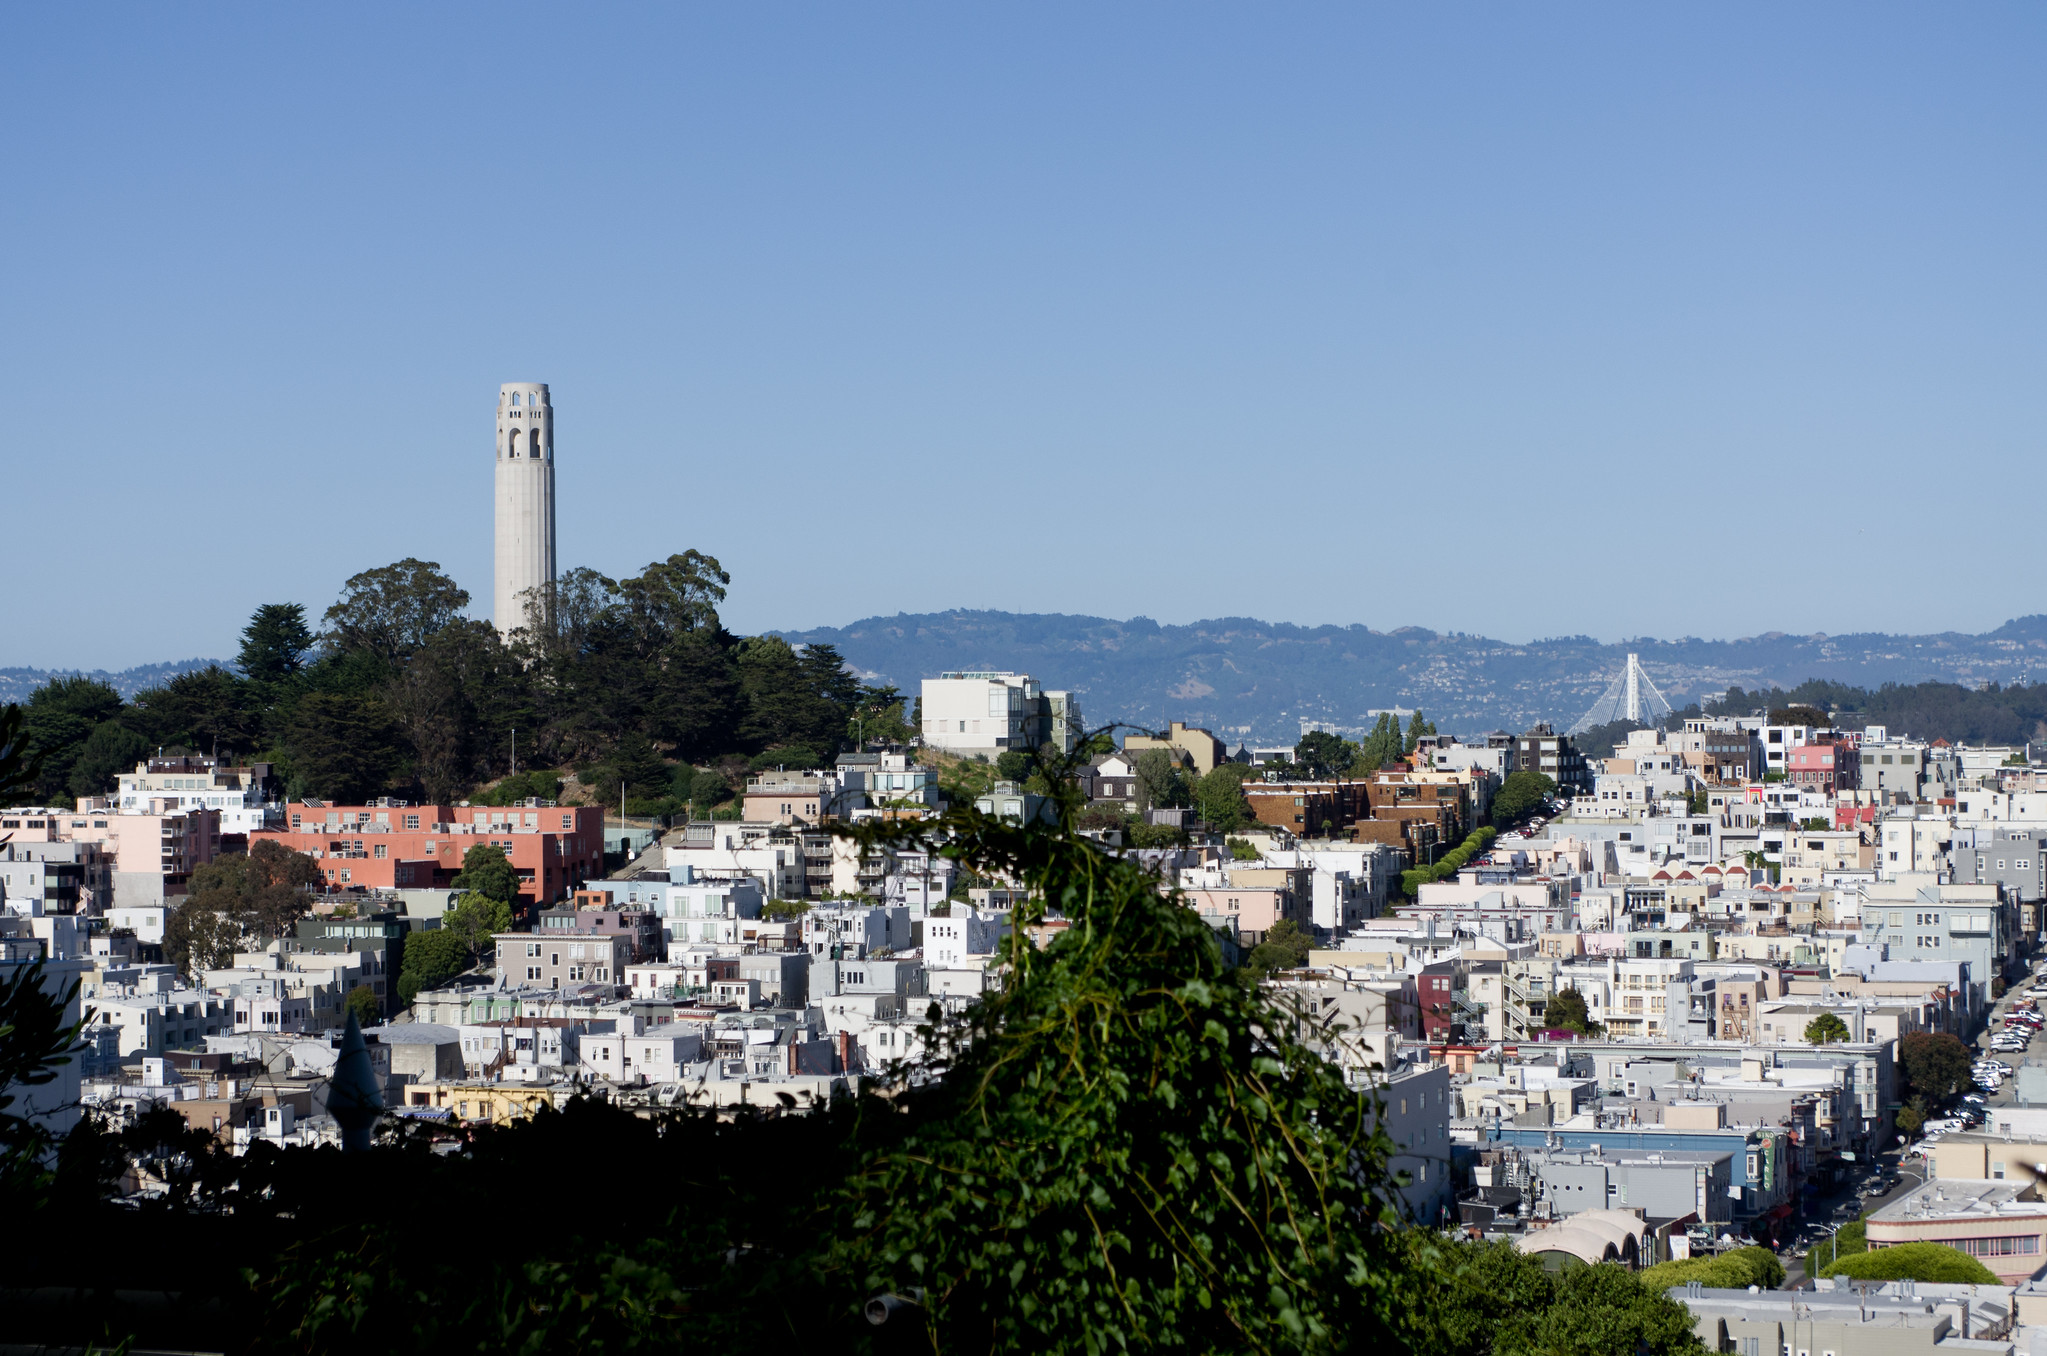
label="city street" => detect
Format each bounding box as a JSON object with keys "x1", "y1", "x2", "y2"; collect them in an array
[{"x1": 1778, "y1": 950, "x2": 2040, "y2": 1287}]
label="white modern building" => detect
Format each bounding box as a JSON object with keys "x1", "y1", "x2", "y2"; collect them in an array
[
  {"x1": 663, "y1": 824, "x2": 807, "y2": 902},
  {"x1": 920, "y1": 671, "x2": 1081, "y2": 758},
  {"x1": 494, "y1": 381, "x2": 556, "y2": 636},
  {"x1": 110, "y1": 758, "x2": 281, "y2": 835}
]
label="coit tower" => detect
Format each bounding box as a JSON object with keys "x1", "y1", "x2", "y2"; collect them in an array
[{"x1": 493, "y1": 381, "x2": 556, "y2": 636}]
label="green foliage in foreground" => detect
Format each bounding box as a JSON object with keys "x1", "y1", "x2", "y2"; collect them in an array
[
  {"x1": 1820, "y1": 1241, "x2": 2000, "y2": 1284},
  {"x1": 833, "y1": 797, "x2": 1407, "y2": 1349},
  {"x1": 1398, "y1": 1236, "x2": 1702, "y2": 1356},
  {"x1": 1639, "y1": 1246, "x2": 1786, "y2": 1291}
]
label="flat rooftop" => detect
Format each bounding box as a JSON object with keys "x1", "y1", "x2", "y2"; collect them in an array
[{"x1": 1870, "y1": 1177, "x2": 2047, "y2": 1224}]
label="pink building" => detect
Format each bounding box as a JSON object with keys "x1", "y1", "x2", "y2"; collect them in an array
[
  {"x1": 1787, "y1": 737, "x2": 1859, "y2": 794},
  {"x1": 1864, "y1": 1179, "x2": 2047, "y2": 1283},
  {"x1": 1181, "y1": 886, "x2": 1307, "y2": 941}
]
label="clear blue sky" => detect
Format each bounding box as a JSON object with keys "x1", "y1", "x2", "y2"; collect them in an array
[{"x1": 6, "y1": 5, "x2": 2045, "y2": 670}]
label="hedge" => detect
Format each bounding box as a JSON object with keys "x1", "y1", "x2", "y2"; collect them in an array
[
  {"x1": 1398, "y1": 826, "x2": 1497, "y2": 897},
  {"x1": 1819, "y1": 1242, "x2": 1998, "y2": 1285},
  {"x1": 1639, "y1": 1246, "x2": 1784, "y2": 1292}
]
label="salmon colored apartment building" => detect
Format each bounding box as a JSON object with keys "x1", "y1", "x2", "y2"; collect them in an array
[{"x1": 252, "y1": 801, "x2": 606, "y2": 907}]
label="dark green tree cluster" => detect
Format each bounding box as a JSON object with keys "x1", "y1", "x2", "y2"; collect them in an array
[
  {"x1": 1711, "y1": 678, "x2": 2047, "y2": 746},
  {"x1": 1245, "y1": 917, "x2": 1314, "y2": 973},
  {"x1": 1542, "y1": 987, "x2": 1604, "y2": 1037},
  {"x1": 162, "y1": 839, "x2": 322, "y2": 977},
  {"x1": 1491, "y1": 770, "x2": 1557, "y2": 825},
  {"x1": 398, "y1": 843, "x2": 520, "y2": 1004},
  {"x1": 1898, "y1": 1030, "x2": 1974, "y2": 1101},
  {"x1": 9, "y1": 552, "x2": 890, "y2": 813},
  {"x1": 1397, "y1": 1234, "x2": 1701, "y2": 1356},
  {"x1": 1287, "y1": 711, "x2": 1437, "y2": 782}
]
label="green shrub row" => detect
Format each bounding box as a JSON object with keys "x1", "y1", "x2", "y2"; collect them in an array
[
  {"x1": 1820, "y1": 1242, "x2": 1998, "y2": 1284},
  {"x1": 1399, "y1": 825, "x2": 1496, "y2": 897},
  {"x1": 1639, "y1": 1245, "x2": 1784, "y2": 1291}
]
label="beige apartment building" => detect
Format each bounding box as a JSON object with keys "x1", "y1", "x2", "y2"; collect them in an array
[{"x1": 494, "y1": 931, "x2": 631, "y2": 990}]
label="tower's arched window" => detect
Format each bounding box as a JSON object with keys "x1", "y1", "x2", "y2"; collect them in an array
[{"x1": 511, "y1": 392, "x2": 522, "y2": 407}]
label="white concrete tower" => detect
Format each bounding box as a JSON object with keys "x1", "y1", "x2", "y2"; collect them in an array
[{"x1": 493, "y1": 381, "x2": 556, "y2": 636}]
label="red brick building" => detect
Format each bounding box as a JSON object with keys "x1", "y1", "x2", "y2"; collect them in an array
[
  {"x1": 253, "y1": 800, "x2": 605, "y2": 907},
  {"x1": 1241, "y1": 781, "x2": 1370, "y2": 837}
]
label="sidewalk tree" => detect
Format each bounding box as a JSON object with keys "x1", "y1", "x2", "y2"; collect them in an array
[
  {"x1": 450, "y1": 843, "x2": 519, "y2": 905},
  {"x1": 1193, "y1": 763, "x2": 1253, "y2": 833},
  {"x1": 1899, "y1": 1031, "x2": 1973, "y2": 1101},
  {"x1": 1245, "y1": 918, "x2": 1313, "y2": 973},
  {"x1": 1820, "y1": 1241, "x2": 1997, "y2": 1285},
  {"x1": 1491, "y1": 770, "x2": 1556, "y2": 824},
  {"x1": 1543, "y1": 987, "x2": 1603, "y2": 1036},
  {"x1": 344, "y1": 985, "x2": 379, "y2": 1028}
]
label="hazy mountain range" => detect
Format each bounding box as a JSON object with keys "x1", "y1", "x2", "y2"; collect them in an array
[
  {"x1": 0, "y1": 660, "x2": 224, "y2": 704},
  {"x1": 17, "y1": 612, "x2": 2047, "y2": 745},
  {"x1": 779, "y1": 611, "x2": 2047, "y2": 744}
]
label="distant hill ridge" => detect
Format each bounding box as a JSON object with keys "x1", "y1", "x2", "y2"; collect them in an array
[
  {"x1": 0, "y1": 659, "x2": 227, "y2": 704},
  {"x1": 23, "y1": 610, "x2": 2047, "y2": 743},
  {"x1": 778, "y1": 610, "x2": 2047, "y2": 741}
]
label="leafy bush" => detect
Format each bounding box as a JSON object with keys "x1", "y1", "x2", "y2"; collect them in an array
[
  {"x1": 671, "y1": 764, "x2": 732, "y2": 809},
  {"x1": 471, "y1": 769, "x2": 564, "y2": 805},
  {"x1": 747, "y1": 743, "x2": 821, "y2": 772},
  {"x1": 1820, "y1": 1242, "x2": 1999, "y2": 1284},
  {"x1": 1398, "y1": 1237, "x2": 1702, "y2": 1356},
  {"x1": 1803, "y1": 1217, "x2": 1866, "y2": 1277},
  {"x1": 1640, "y1": 1245, "x2": 1785, "y2": 1291},
  {"x1": 1245, "y1": 918, "x2": 1314, "y2": 973}
]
